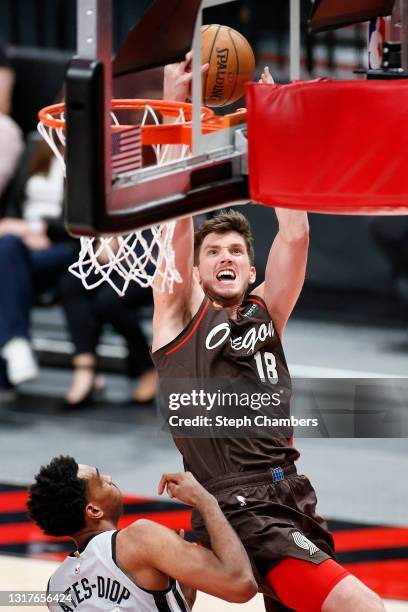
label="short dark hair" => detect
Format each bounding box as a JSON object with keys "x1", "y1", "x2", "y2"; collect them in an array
[
  {"x1": 194, "y1": 210, "x2": 255, "y2": 265},
  {"x1": 27, "y1": 456, "x2": 87, "y2": 537}
]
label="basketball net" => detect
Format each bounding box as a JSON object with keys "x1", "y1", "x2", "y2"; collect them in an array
[{"x1": 37, "y1": 103, "x2": 192, "y2": 297}]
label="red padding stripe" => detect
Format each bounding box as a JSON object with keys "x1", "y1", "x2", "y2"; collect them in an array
[
  {"x1": 266, "y1": 557, "x2": 349, "y2": 612},
  {"x1": 165, "y1": 299, "x2": 210, "y2": 356}
]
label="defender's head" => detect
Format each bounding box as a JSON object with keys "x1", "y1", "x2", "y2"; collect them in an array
[
  {"x1": 27, "y1": 456, "x2": 123, "y2": 538},
  {"x1": 194, "y1": 210, "x2": 256, "y2": 305}
]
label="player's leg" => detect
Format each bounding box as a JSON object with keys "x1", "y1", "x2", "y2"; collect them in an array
[
  {"x1": 266, "y1": 557, "x2": 384, "y2": 612},
  {"x1": 321, "y1": 574, "x2": 385, "y2": 612}
]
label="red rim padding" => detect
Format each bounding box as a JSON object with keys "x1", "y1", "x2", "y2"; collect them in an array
[{"x1": 246, "y1": 79, "x2": 408, "y2": 214}]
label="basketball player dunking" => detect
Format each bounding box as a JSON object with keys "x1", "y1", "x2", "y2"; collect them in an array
[{"x1": 151, "y1": 60, "x2": 385, "y2": 612}]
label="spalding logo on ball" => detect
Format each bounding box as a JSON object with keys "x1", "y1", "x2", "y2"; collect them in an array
[{"x1": 201, "y1": 24, "x2": 255, "y2": 108}]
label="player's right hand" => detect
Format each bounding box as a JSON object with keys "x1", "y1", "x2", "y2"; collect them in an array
[
  {"x1": 158, "y1": 471, "x2": 211, "y2": 507},
  {"x1": 163, "y1": 51, "x2": 209, "y2": 103}
]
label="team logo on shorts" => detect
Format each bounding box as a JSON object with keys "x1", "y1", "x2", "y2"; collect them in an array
[
  {"x1": 236, "y1": 495, "x2": 247, "y2": 507},
  {"x1": 291, "y1": 531, "x2": 319, "y2": 556}
]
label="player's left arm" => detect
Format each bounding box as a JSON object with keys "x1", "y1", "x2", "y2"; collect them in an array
[{"x1": 254, "y1": 208, "x2": 309, "y2": 336}]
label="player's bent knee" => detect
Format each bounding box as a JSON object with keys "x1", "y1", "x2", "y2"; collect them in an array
[{"x1": 322, "y1": 575, "x2": 385, "y2": 612}]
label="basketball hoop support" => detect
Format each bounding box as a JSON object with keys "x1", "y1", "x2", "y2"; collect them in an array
[
  {"x1": 192, "y1": 0, "x2": 239, "y2": 155},
  {"x1": 290, "y1": 0, "x2": 301, "y2": 80},
  {"x1": 67, "y1": 0, "x2": 112, "y2": 234},
  {"x1": 64, "y1": 0, "x2": 248, "y2": 237}
]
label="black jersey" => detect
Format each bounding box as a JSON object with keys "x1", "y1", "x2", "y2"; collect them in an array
[{"x1": 152, "y1": 294, "x2": 299, "y2": 483}]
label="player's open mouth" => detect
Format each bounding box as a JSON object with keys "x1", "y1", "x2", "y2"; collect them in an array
[{"x1": 216, "y1": 269, "x2": 236, "y2": 282}]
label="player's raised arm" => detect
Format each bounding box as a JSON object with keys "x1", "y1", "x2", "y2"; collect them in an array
[
  {"x1": 152, "y1": 55, "x2": 208, "y2": 350},
  {"x1": 256, "y1": 208, "x2": 309, "y2": 337},
  {"x1": 117, "y1": 472, "x2": 257, "y2": 603},
  {"x1": 254, "y1": 67, "x2": 309, "y2": 335}
]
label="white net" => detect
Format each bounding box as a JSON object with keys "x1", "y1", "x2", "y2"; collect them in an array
[
  {"x1": 37, "y1": 102, "x2": 190, "y2": 296},
  {"x1": 69, "y1": 227, "x2": 180, "y2": 296}
]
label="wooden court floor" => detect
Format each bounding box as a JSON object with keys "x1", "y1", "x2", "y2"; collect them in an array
[{"x1": 1, "y1": 555, "x2": 407, "y2": 612}]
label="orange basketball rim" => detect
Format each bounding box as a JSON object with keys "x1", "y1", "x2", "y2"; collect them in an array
[{"x1": 38, "y1": 99, "x2": 247, "y2": 148}]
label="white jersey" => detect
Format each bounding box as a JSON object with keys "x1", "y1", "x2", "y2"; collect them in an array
[{"x1": 47, "y1": 530, "x2": 189, "y2": 611}]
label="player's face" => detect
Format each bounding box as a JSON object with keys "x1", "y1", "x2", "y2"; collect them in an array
[
  {"x1": 78, "y1": 464, "x2": 123, "y2": 525},
  {"x1": 196, "y1": 231, "x2": 256, "y2": 304}
]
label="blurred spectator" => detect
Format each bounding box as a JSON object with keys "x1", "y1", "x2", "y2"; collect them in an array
[
  {"x1": 0, "y1": 41, "x2": 23, "y2": 198},
  {"x1": 0, "y1": 139, "x2": 76, "y2": 390},
  {"x1": 59, "y1": 273, "x2": 157, "y2": 407}
]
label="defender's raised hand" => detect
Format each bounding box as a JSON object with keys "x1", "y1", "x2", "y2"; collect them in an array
[{"x1": 158, "y1": 471, "x2": 212, "y2": 507}]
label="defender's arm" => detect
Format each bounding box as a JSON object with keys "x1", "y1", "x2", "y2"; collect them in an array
[{"x1": 117, "y1": 473, "x2": 257, "y2": 603}]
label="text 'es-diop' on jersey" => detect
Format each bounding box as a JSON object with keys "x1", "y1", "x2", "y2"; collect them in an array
[{"x1": 47, "y1": 531, "x2": 189, "y2": 611}]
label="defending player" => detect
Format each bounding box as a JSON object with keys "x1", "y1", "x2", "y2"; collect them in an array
[
  {"x1": 27, "y1": 456, "x2": 257, "y2": 611},
  {"x1": 151, "y1": 60, "x2": 385, "y2": 612}
]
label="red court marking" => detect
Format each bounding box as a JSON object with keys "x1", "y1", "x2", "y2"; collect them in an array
[
  {"x1": 0, "y1": 523, "x2": 69, "y2": 545},
  {"x1": 30, "y1": 552, "x2": 68, "y2": 562},
  {"x1": 0, "y1": 490, "x2": 166, "y2": 513},
  {"x1": 0, "y1": 490, "x2": 29, "y2": 512},
  {"x1": 334, "y1": 527, "x2": 408, "y2": 552},
  {"x1": 0, "y1": 511, "x2": 192, "y2": 545},
  {"x1": 165, "y1": 299, "x2": 210, "y2": 356},
  {"x1": 345, "y1": 560, "x2": 408, "y2": 600},
  {"x1": 119, "y1": 510, "x2": 192, "y2": 531}
]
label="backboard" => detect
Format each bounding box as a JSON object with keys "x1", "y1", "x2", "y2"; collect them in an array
[
  {"x1": 64, "y1": 0, "x2": 249, "y2": 237},
  {"x1": 309, "y1": 0, "x2": 396, "y2": 33}
]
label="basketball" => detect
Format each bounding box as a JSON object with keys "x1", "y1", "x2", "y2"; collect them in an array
[{"x1": 201, "y1": 24, "x2": 255, "y2": 108}]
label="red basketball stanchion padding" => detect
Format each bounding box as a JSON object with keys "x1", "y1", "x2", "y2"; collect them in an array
[{"x1": 246, "y1": 79, "x2": 408, "y2": 214}]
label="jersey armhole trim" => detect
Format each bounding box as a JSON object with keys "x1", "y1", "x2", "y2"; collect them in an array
[
  {"x1": 111, "y1": 530, "x2": 119, "y2": 566},
  {"x1": 137, "y1": 578, "x2": 175, "y2": 596},
  {"x1": 111, "y1": 530, "x2": 176, "y2": 596},
  {"x1": 164, "y1": 299, "x2": 210, "y2": 357},
  {"x1": 246, "y1": 295, "x2": 267, "y2": 310}
]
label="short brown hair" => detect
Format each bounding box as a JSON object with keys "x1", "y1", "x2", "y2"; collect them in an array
[{"x1": 194, "y1": 210, "x2": 255, "y2": 265}]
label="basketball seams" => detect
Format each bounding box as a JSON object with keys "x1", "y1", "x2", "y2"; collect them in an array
[
  {"x1": 201, "y1": 24, "x2": 254, "y2": 108},
  {"x1": 223, "y1": 28, "x2": 240, "y2": 107},
  {"x1": 203, "y1": 24, "x2": 221, "y2": 105}
]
